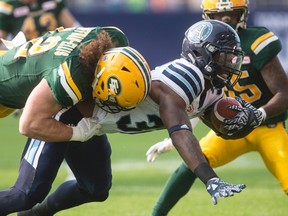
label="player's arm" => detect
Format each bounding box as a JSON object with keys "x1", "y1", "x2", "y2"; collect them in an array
[
  {"x1": 146, "y1": 118, "x2": 199, "y2": 162},
  {"x1": 150, "y1": 80, "x2": 245, "y2": 204},
  {"x1": 58, "y1": 8, "x2": 81, "y2": 28},
  {"x1": 224, "y1": 56, "x2": 288, "y2": 133},
  {"x1": 260, "y1": 56, "x2": 288, "y2": 117},
  {"x1": 19, "y1": 79, "x2": 98, "y2": 142},
  {"x1": 151, "y1": 80, "x2": 217, "y2": 178},
  {"x1": 19, "y1": 79, "x2": 73, "y2": 141}
]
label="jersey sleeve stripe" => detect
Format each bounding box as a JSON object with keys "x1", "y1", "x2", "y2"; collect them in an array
[
  {"x1": 251, "y1": 32, "x2": 279, "y2": 55},
  {"x1": 173, "y1": 62, "x2": 203, "y2": 93},
  {"x1": 163, "y1": 62, "x2": 202, "y2": 104},
  {"x1": 58, "y1": 62, "x2": 82, "y2": 104}
]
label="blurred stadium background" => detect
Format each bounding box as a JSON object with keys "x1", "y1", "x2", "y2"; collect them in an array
[
  {"x1": 66, "y1": 0, "x2": 288, "y2": 72},
  {"x1": 1, "y1": 1, "x2": 288, "y2": 215}
]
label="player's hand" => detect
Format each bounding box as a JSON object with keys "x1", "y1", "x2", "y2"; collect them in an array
[
  {"x1": 70, "y1": 117, "x2": 102, "y2": 142},
  {"x1": 206, "y1": 177, "x2": 246, "y2": 205},
  {"x1": 223, "y1": 97, "x2": 266, "y2": 132},
  {"x1": 146, "y1": 138, "x2": 174, "y2": 162}
]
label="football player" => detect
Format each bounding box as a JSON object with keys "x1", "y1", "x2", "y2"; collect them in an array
[
  {"x1": 147, "y1": 0, "x2": 288, "y2": 215},
  {"x1": 3, "y1": 20, "x2": 246, "y2": 215},
  {"x1": 0, "y1": 0, "x2": 81, "y2": 47},
  {"x1": 0, "y1": 26, "x2": 152, "y2": 215},
  {"x1": 0, "y1": 26, "x2": 152, "y2": 141}
]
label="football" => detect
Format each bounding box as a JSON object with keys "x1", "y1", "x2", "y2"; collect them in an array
[{"x1": 210, "y1": 97, "x2": 242, "y2": 134}]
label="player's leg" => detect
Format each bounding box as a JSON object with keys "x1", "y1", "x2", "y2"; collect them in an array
[
  {"x1": 151, "y1": 163, "x2": 196, "y2": 216},
  {"x1": 255, "y1": 122, "x2": 288, "y2": 194},
  {"x1": 0, "y1": 137, "x2": 67, "y2": 215},
  {"x1": 19, "y1": 134, "x2": 112, "y2": 215}
]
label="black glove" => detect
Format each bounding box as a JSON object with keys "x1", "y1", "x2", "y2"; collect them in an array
[
  {"x1": 206, "y1": 177, "x2": 246, "y2": 205},
  {"x1": 223, "y1": 97, "x2": 266, "y2": 133}
]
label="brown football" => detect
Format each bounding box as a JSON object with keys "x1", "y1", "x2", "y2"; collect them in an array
[{"x1": 210, "y1": 97, "x2": 242, "y2": 134}]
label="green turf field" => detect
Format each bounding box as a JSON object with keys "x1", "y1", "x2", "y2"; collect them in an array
[{"x1": 1, "y1": 116, "x2": 287, "y2": 216}]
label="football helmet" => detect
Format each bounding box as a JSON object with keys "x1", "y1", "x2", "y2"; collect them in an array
[
  {"x1": 201, "y1": 0, "x2": 249, "y2": 31},
  {"x1": 181, "y1": 20, "x2": 244, "y2": 89},
  {"x1": 92, "y1": 46, "x2": 151, "y2": 113}
]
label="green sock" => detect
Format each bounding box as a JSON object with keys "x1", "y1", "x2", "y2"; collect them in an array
[{"x1": 151, "y1": 163, "x2": 197, "y2": 216}]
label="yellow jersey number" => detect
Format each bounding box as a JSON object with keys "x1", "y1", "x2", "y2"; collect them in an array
[
  {"x1": 13, "y1": 30, "x2": 62, "y2": 59},
  {"x1": 21, "y1": 13, "x2": 58, "y2": 40},
  {"x1": 225, "y1": 70, "x2": 262, "y2": 103}
]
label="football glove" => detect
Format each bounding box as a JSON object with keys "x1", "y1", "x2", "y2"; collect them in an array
[
  {"x1": 206, "y1": 177, "x2": 246, "y2": 205},
  {"x1": 70, "y1": 117, "x2": 102, "y2": 142},
  {"x1": 223, "y1": 97, "x2": 266, "y2": 133},
  {"x1": 146, "y1": 138, "x2": 174, "y2": 162}
]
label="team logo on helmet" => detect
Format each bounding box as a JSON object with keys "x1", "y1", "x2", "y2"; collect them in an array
[
  {"x1": 187, "y1": 22, "x2": 213, "y2": 43},
  {"x1": 108, "y1": 76, "x2": 121, "y2": 95}
]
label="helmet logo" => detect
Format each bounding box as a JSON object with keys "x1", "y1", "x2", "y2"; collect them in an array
[
  {"x1": 187, "y1": 22, "x2": 213, "y2": 43},
  {"x1": 216, "y1": 0, "x2": 233, "y2": 10},
  {"x1": 108, "y1": 76, "x2": 121, "y2": 95}
]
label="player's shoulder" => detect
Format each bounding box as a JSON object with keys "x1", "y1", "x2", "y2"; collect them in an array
[
  {"x1": 245, "y1": 26, "x2": 270, "y2": 34},
  {"x1": 240, "y1": 26, "x2": 281, "y2": 55},
  {"x1": 241, "y1": 26, "x2": 279, "y2": 42},
  {"x1": 157, "y1": 58, "x2": 205, "y2": 105},
  {"x1": 240, "y1": 26, "x2": 276, "y2": 42}
]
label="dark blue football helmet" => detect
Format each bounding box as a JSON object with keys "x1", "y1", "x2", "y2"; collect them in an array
[{"x1": 181, "y1": 20, "x2": 244, "y2": 88}]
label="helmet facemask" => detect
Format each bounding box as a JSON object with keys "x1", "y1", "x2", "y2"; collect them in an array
[
  {"x1": 201, "y1": 41, "x2": 243, "y2": 88},
  {"x1": 94, "y1": 96, "x2": 135, "y2": 113}
]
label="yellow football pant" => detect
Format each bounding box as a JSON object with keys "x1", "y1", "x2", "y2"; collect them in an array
[{"x1": 200, "y1": 122, "x2": 288, "y2": 194}]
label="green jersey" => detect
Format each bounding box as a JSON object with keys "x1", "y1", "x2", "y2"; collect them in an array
[
  {"x1": 0, "y1": 26, "x2": 129, "y2": 109},
  {"x1": 0, "y1": 0, "x2": 66, "y2": 40},
  {"x1": 225, "y1": 26, "x2": 287, "y2": 124}
]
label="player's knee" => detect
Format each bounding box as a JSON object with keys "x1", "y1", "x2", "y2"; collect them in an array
[
  {"x1": 80, "y1": 180, "x2": 111, "y2": 202},
  {"x1": 91, "y1": 191, "x2": 110, "y2": 202},
  {"x1": 91, "y1": 183, "x2": 112, "y2": 202}
]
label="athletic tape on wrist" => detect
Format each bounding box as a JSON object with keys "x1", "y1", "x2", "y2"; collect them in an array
[
  {"x1": 168, "y1": 124, "x2": 192, "y2": 136},
  {"x1": 258, "y1": 107, "x2": 267, "y2": 121}
]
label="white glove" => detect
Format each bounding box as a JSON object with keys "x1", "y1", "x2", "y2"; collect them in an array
[
  {"x1": 146, "y1": 138, "x2": 174, "y2": 162},
  {"x1": 70, "y1": 117, "x2": 102, "y2": 142}
]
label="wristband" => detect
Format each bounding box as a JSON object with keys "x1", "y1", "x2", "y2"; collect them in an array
[
  {"x1": 194, "y1": 162, "x2": 218, "y2": 184},
  {"x1": 168, "y1": 124, "x2": 192, "y2": 136}
]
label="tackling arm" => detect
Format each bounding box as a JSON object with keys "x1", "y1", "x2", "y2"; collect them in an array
[{"x1": 19, "y1": 79, "x2": 98, "y2": 142}]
